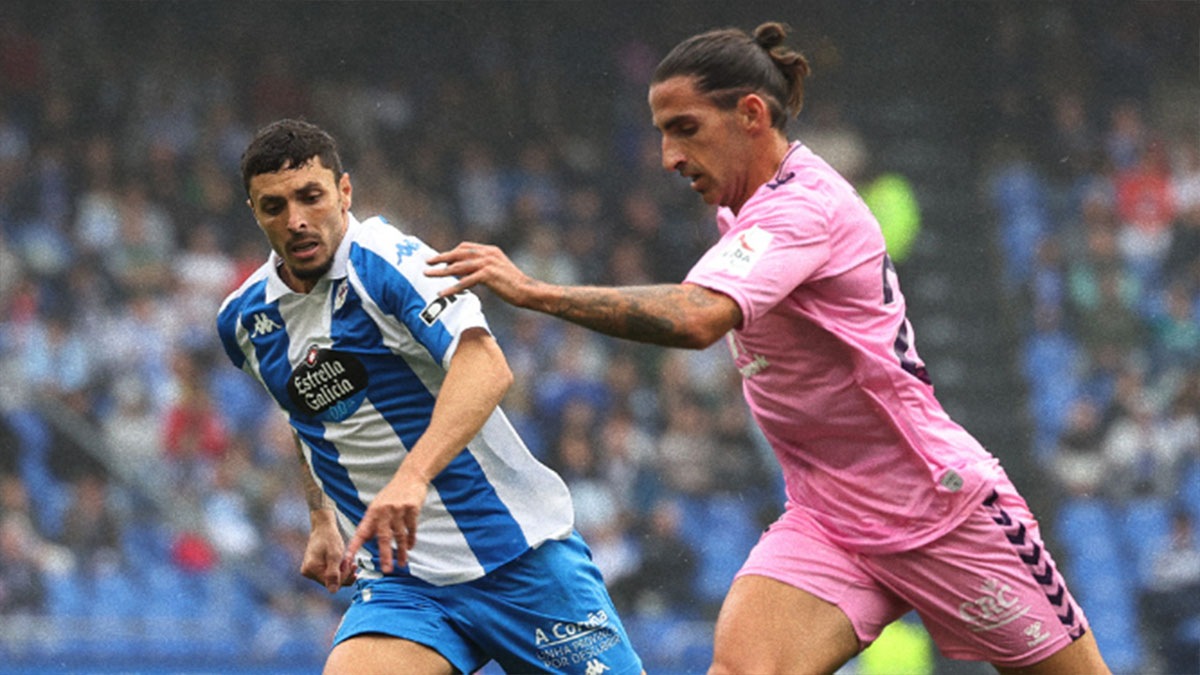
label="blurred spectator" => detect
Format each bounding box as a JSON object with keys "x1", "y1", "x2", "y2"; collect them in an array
[
  {"x1": 655, "y1": 395, "x2": 717, "y2": 497},
  {"x1": 1114, "y1": 138, "x2": 1176, "y2": 278},
  {"x1": 1051, "y1": 399, "x2": 1107, "y2": 497},
  {"x1": 0, "y1": 516, "x2": 44, "y2": 614},
  {"x1": 1140, "y1": 509, "x2": 1200, "y2": 674},
  {"x1": 163, "y1": 349, "x2": 230, "y2": 477},
  {"x1": 623, "y1": 499, "x2": 698, "y2": 616},
  {"x1": 59, "y1": 473, "x2": 122, "y2": 574}
]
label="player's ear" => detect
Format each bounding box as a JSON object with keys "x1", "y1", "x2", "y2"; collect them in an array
[
  {"x1": 737, "y1": 93, "x2": 771, "y2": 133},
  {"x1": 339, "y1": 172, "x2": 352, "y2": 211}
]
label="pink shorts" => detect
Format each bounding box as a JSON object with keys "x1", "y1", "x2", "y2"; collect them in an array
[{"x1": 737, "y1": 480, "x2": 1089, "y2": 667}]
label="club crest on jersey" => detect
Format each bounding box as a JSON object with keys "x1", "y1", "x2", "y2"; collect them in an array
[
  {"x1": 287, "y1": 348, "x2": 369, "y2": 422},
  {"x1": 718, "y1": 225, "x2": 772, "y2": 278},
  {"x1": 333, "y1": 280, "x2": 349, "y2": 312}
]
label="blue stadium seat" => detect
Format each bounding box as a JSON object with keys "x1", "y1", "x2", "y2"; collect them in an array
[
  {"x1": 44, "y1": 567, "x2": 88, "y2": 618},
  {"x1": 680, "y1": 495, "x2": 759, "y2": 606},
  {"x1": 1056, "y1": 497, "x2": 1119, "y2": 563},
  {"x1": 1119, "y1": 496, "x2": 1171, "y2": 587},
  {"x1": 1181, "y1": 460, "x2": 1200, "y2": 523}
]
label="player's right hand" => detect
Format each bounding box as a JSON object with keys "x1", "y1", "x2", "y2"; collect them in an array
[
  {"x1": 342, "y1": 464, "x2": 428, "y2": 574},
  {"x1": 425, "y1": 241, "x2": 543, "y2": 309},
  {"x1": 300, "y1": 517, "x2": 356, "y2": 593}
]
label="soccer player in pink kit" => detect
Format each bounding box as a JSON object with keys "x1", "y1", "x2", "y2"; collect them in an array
[{"x1": 428, "y1": 22, "x2": 1109, "y2": 675}]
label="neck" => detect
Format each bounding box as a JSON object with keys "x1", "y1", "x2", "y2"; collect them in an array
[
  {"x1": 731, "y1": 134, "x2": 793, "y2": 215},
  {"x1": 278, "y1": 261, "x2": 318, "y2": 294}
]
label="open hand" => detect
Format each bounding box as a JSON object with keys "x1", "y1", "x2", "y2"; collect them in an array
[{"x1": 425, "y1": 242, "x2": 541, "y2": 309}]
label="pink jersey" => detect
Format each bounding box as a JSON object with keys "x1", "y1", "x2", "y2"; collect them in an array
[{"x1": 684, "y1": 142, "x2": 1000, "y2": 554}]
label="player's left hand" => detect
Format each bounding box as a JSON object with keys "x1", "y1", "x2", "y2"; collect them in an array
[
  {"x1": 425, "y1": 242, "x2": 542, "y2": 309},
  {"x1": 342, "y1": 464, "x2": 429, "y2": 573}
]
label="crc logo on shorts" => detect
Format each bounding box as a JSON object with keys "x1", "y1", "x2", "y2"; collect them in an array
[
  {"x1": 959, "y1": 578, "x2": 1031, "y2": 632},
  {"x1": 286, "y1": 346, "x2": 369, "y2": 422}
]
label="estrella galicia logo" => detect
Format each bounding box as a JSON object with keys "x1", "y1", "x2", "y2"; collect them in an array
[
  {"x1": 287, "y1": 346, "x2": 369, "y2": 422},
  {"x1": 420, "y1": 292, "x2": 463, "y2": 326}
]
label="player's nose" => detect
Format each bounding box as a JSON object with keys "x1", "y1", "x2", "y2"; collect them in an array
[
  {"x1": 661, "y1": 139, "x2": 685, "y2": 173},
  {"x1": 285, "y1": 204, "x2": 307, "y2": 232}
]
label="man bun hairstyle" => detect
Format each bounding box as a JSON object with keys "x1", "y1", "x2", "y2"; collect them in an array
[
  {"x1": 240, "y1": 118, "x2": 344, "y2": 196},
  {"x1": 652, "y1": 21, "x2": 810, "y2": 130}
]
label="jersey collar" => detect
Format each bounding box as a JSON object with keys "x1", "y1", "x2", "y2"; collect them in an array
[{"x1": 264, "y1": 213, "x2": 359, "y2": 302}]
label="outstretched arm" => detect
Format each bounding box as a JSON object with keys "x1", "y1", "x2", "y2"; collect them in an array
[
  {"x1": 342, "y1": 326, "x2": 512, "y2": 573},
  {"x1": 426, "y1": 242, "x2": 742, "y2": 349}
]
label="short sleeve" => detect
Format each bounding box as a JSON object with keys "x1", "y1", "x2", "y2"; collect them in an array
[{"x1": 684, "y1": 188, "x2": 833, "y2": 327}]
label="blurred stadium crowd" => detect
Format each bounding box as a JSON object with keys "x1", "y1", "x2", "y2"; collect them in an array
[{"x1": 0, "y1": 3, "x2": 1196, "y2": 673}]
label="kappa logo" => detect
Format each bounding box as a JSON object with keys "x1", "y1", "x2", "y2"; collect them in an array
[
  {"x1": 250, "y1": 312, "x2": 281, "y2": 338},
  {"x1": 584, "y1": 659, "x2": 610, "y2": 675},
  {"x1": 396, "y1": 239, "x2": 420, "y2": 261}
]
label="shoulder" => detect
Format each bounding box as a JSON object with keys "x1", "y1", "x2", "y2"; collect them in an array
[
  {"x1": 742, "y1": 144, "x2": 860, "y2": 228},
  {"x1": 217, "y1": 263, "x2": 271, "y2": 322},
  {"x1": 347, "y1": 216, "x2": 431, "y2": 270}
]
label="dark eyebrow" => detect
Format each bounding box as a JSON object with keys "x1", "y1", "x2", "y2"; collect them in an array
[
  {"x1": 294, "y1": 181, "x2": 324, "y2": 195},
  {"x1": 656, "y1": 114, "x2": 695, "y2": 133}
]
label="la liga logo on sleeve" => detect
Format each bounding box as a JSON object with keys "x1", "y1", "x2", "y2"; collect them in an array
[{"x1": 718, "y1": 225, "x2": 773, "y2": 278}]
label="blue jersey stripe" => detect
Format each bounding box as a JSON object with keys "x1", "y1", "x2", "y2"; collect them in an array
[
  {"x1": 292, "y1": 418, "x2": 381, "y2": 564},
  {"x1": 216, "y1": 295, "x2": 247, "y2": 370},
  {"x1": 332, "y1": 280, "x2": 527, "y2": 573},
  {"x1": 241, "y1": 283, "x2": 295, "y2": 412},
  {"x1": 350, "y1": 243, "x2": 453, "y2": 363}
]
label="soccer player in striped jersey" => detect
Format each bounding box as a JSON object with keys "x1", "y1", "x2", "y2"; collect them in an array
[
  {"x1": 217, "y1": 119, "x2": 642, "y2": 675},
  {"x1": 429, "y1": 23, "x2": 1110, "y2": 675}
]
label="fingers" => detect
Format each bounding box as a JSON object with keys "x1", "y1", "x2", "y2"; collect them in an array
[
  {"x1": 342, "y1": 507, "x2": 418, "y2": 574},
  {"x1": 427, "y1": 242, "x2": 485, "y2": 264}
]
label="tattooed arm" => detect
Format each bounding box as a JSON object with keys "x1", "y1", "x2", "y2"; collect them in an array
[
  {"x1": 292, "y1": 430, "x2": 355, "y2": 593},
  {"x1": 426, "y1": 243, "x2": 742, "y2": 349}
]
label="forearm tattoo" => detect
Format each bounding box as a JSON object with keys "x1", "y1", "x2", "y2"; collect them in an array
[
  {"x1": 549, "y1": 284, "x2": 734, "y2": 347},
  {"x1": 293, "y1": 433, "x2": 334, "y2": 512}
]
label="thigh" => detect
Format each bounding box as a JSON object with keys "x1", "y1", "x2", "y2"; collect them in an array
[
  {"x1": 333, "y1": 577, "x2": 487, "y2": 674},
  {"x1": 325, "y1": 634, "x2": 454, "y2": 675},
  {"x1": 449, "y1": 532, "x2": 643, "y2": 675},
  {"x1": 863, "y1": 487, "x2": 1094, "y2": 669},
  {"x1": 711, "y1": 507, "x2": 910, "y2": 674},
  {"x1": 711, "y1": 575, "x2": 860, "y2": 675}
]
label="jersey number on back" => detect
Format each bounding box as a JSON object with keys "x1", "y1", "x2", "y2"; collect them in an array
[{"x1": 881, "y1": 255, "x2": 932, "y2": 385}]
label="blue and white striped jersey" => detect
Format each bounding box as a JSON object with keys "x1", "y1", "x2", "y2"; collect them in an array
[{"x1": 217, "y1": 215, "x2": 574, "y2": 585}]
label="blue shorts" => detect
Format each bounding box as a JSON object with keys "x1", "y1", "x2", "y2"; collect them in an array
[{"x1": 333, "y1": 531, "x2": 642, "y2": 674}]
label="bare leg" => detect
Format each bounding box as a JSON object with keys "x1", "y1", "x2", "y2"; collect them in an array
[
  {"x1": 994, "y1": 630, "x2": 1109, "y2": 675},
  {"x1": 325, "y1": 634, "x2": 456, "y2": 675},
  {"x1": 709, "y1": 574, "x2": 860, "y2": 675}
]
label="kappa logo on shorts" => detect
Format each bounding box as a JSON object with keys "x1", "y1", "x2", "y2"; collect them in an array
[
  {"x1": 958, "y1": 578, "x2": 1031, "y2": 632},
  {"x1": 584, "y1": 659, "x2": 611, "y2": 675}
]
